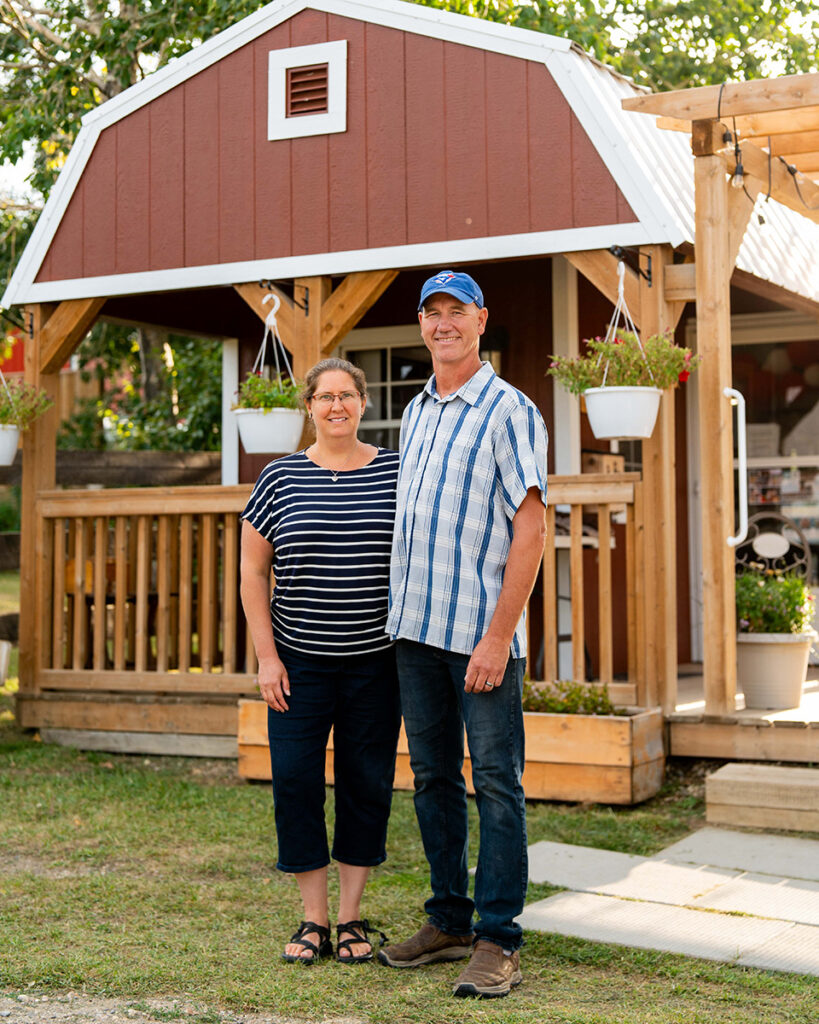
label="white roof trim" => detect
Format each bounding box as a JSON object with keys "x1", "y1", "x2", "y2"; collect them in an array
[
  {"x1": 16, "y1": 221, "x2": 655, "y2": 303},
  {"x1": 0, "y1": 0, "x2": 581, "y2": 308},
  {"x1": 543, "y1": 50, "x2": 687, "y2": 248}
]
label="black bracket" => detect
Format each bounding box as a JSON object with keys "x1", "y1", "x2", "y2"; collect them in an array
[
  {"x1": 258, "y1": 279, "x2": 309, "y2": 315},
  {"x1": 608, "y1": 245, "x2": 652, "y2": 287}
]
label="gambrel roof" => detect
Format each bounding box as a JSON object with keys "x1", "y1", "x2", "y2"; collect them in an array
[{"x1": 4, "y1": 0, "x2": 819, "y2": 307}]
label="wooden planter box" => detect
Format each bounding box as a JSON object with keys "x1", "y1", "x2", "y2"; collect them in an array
[{"x1": 237, "y1": 700, "x2": 665, "y2": 806}]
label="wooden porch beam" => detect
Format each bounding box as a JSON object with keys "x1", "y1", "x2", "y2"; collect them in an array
[
  {"x1": 663, "y1": 263, "x2": 696, "y2": 303},
  {"x1": 623, "y1": 72, "x2": 819, "y2": 121},
  {"x1": 40, "y1": 297, "x2": 105, "y2": 373},
  {"x1": 320, "y1": 270, "x2": 399, "y2": 353},
  {"x1": 233, "y1": 282, "x2": 295, "y2": 341},
  {"x1": 565, "y1": 250, "x2": 641, "y2": 326},
  {"x1": 638, "y1": 245, "x2": 678, "y2": 715},
  {"x1": 694, "y1": 147, "x2": 737, "y2": 716},
  {"x1": 659, "y1": 107, "x2": 819, "y2": 139}
]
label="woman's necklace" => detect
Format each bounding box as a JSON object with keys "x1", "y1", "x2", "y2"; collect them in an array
[{"x1": 309, "y1": 442, "x2": 360, "y2": 482}]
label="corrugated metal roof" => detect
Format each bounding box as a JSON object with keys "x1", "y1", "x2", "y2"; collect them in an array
[{"x1": 564, "y1": 49, "x2": 819, "y2": 303}]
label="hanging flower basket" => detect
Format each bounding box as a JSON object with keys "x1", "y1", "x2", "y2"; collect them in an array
[
  {"x1": 583, "y1": 385, "x2": 663, "y2": 440},
  {"x1": 235, "y1": 406, "x2": 305, "y2": 454},
  {"x1": 0, "y1": 425, "x2": 19, "y2": 466},
  {"x1": 232, "y1": 292, "x2": 304, "y2": 455},
  {"x1": 0, "y1": 378, "x2": 54, "y2": 466},
  {"x1": 547, "y1": 261, "x2": 699, "y2": 441}
]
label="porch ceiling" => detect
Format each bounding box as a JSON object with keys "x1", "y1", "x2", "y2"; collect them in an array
[{"x1": 622, "y1": 73, "x2": 819, "y2": 226}]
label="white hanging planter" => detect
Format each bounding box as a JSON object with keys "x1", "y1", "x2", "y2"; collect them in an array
[
  {"x1": 0, "y1": 424, "x2": 20, "y2": 466},
  {"x1": 583, "y1": 385, "x2": 662, "y2": 441},
  {"x1": 235, "y1": 407, "x2": 305, "y2": 454},
  {"x1": 737, "y1": 630, "x2": 817, "y2": 710}
]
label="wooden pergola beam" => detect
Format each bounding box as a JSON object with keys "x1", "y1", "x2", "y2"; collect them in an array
[
  {"x1": 40, "y1": 298, "x2": 106, "y2": 373},
  {"x1": 320, "y1": 270, "x2": 398, "y2": 353},
  {"x1": 623, "y1": 72, "x2": 819, "y2": 121},
  {"x1": 658, "y1": 108, "x2": 819, "y2": 139},
  {"x1": 727, "y1": 141, "x2": 819, "y2": 225},
  {"x1": 236, "y1": 270, "x2": 399, "y2": 376}
]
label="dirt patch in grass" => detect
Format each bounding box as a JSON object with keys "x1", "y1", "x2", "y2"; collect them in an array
[{"x1": 1, "y1": 992, "x2": 362, "y2": 1024}]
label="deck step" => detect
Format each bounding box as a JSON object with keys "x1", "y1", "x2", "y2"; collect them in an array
[{"x1": 706, "y1": 762, "x2": 819, "y2": 832}]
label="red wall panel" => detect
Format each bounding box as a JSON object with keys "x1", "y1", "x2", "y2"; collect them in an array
[{"x1": 36, "y1": 11, "x2": 639, "y2": 285}]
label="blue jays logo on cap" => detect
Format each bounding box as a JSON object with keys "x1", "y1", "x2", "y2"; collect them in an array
[{"x1": 419, "y1": 270, "x2": 484, "y2": 310}]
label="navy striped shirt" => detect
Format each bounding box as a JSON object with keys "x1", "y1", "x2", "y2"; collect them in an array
[{"x1": 242, "y1": 448, "x2": 399, "y2": 657}]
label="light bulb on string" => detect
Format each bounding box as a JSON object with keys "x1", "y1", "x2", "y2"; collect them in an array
[{"x1": 731, "y1": 159, "x2": 745, "y2": 190}]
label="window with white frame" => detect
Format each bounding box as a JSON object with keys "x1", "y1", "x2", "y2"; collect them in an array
[
  {"x1": 343, "y1": 326, "x2": 432, "y2": 450},
  {"x1": 268, "y1": 40, "x2": 347, "y2": 141}
]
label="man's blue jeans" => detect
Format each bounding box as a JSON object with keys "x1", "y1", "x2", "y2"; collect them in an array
[{"x1": 395, "y1": 638, "x2": 527, "y2": 951}]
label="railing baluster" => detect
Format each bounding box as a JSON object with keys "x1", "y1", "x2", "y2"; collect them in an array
[
  {"x1": 52, "y1": 518, "x2": 66, "y2": 669},
  {"x1": 542, "y1": 505, "x2": 557, "y2": 682},
  {"x1": 633, "y1": 481, "x2": 647, "y2": 706},
  {"x1": 569, "y1": 504, "x2": 585, "y2": 682},
  {"x1": 626, "y1": 499, "x2": 637, "y2": 685},
  {"x1": 200, "y1": 514, "x2": 216, "y2": 672},
  {"x1": 134, "y1": 515, "x2": 150, "y2": 673},
  {"x1": 178, "y1": 513, "x2": 193, "y2": 672},
  {"x1": 156, "y1": 516, "x2": 171, "y2": 672},
  {"x1": 597, "y1": 504, "x2": 613, "y2": 685},
  {"x1": 114, "y1": 517, "x2": 128, "y2": 671},
  {"x1": 223, "y1": 514, "x2": 238, "y2": 674},
  {"x1": 93, "y1": 518, "x2": 107, "y2": 670},
  {"x1": 71, "y1": 517, "x2": 86, "y2": 671}
]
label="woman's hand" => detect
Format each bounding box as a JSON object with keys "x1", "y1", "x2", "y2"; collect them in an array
[{"x1": 258, "y1": 655, "x2": 291, "y2": 713}]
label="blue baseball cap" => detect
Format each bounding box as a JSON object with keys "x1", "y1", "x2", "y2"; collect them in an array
[{"x1": 418, "y1": 270, "x2": 484, "y2": 311}]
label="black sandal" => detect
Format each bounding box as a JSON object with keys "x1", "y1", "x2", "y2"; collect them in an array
[
  {"x1": 335, "y1": 919, "x2": 388, "y2": 964},
  {"x1": 281, "y1": 920, "x2": 333, "y2": 963}
]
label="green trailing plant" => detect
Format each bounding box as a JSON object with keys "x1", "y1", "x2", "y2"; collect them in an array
[
  {"x1": 232, "y1": 372, "x2": 301, "y2": 411},
  {"x1": 736, "y1": 571, "x2": 816, "y2": 634},
  {"x1": 547, "y1": 330, "x2": 700, "y2": 395},
  {"x1": 522, "y1": 678, "x2": 624, "y2": 716},
  {"x1": 0, "y1": 379, "x2": 53, "y2": 429}
]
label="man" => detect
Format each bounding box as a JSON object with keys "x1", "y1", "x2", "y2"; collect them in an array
[{"x1": 380, "y1": 270, "x2": 548, "y2": 998}]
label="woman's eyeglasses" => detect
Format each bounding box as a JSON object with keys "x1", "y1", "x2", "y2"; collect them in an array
[{"x1": 311, "y1": 391, "x2": 361, "y2": 405}]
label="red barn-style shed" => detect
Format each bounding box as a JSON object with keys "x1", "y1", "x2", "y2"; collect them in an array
[{"x1": 5, "y1": 0, "x2": 819, "y2": 763}]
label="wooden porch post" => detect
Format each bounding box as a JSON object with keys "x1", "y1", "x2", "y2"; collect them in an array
[
  {"x1": 639, "y1": 245, "x2": 679, "y2": 714},
  {"x1": 19, "y1": 299, "x2": 104, "y2": 693},
  {"x1": 693, "y1": 121, "x2": 737, "y2": 714}
]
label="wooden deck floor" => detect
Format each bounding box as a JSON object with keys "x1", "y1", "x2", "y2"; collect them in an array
[{"x1": 668, "y1": 665, "x2": 819, "y2": 762}]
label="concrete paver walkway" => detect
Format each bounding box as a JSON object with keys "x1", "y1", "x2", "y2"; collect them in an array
[{"x1": 519, "y1": 826, "x2": 819, "y2": 975}]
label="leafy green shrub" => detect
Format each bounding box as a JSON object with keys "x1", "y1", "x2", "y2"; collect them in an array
[
  {"x1": 522, "y1": 678, "x2": 623, "y2": 715},
  {"x1": 735, "y1": 572, "x2": 815, "y2": 634},
  {"x1": 547, "y1": 330, "x2": 699, "y2": 395},
  {"x1": 232, "y1": 372, "x2": 301, "y2": 410}
]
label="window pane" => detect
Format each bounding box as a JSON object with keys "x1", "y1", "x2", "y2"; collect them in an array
[
  {"x1": 393, "y1": 383, "x2": 426, "y2": 411},
  {"x1": 363, "y1": 384, "x2": 387, "y2": 421},
  {"x1": 733, "y1": 341, "x2": 819, "y2": 457},
  {"x1": 348, "y1": 348, "x2": 386, "y2": 384},
  {"x1": 391, "y1": 346, "x2": 431, "y2": 382}
]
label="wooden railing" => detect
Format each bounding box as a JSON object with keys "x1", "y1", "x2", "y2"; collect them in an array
[
  {"x1": 531, "y1": 473, "x2": 644, "y2": 702},
  {"x1": 35, "y1": 485, "x2": 257, "y2": 695},
  {"x1": 31, "y1": 474, "x2": 644, "y2": 702}
]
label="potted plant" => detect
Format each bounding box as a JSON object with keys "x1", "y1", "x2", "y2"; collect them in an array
[
  {"x1": 548, "y1": 330, "x2": 699, "y2": 440},
  {"x1": 735, "y1": 570, "x2": 817, "y2": 709},
  {"x1": 232, "y1": 371, "x2": 305, "y2": 454},
  {"x1": 0, "y1": 379, "x2": 54, "y2": 465}
]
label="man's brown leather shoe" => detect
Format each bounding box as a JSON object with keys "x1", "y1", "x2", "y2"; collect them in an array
[
  {"x1": 377, "y1": 923, "x2": 473, "y2": 968},
  {"x1": 452, "y1": 939, "x2": 522, "y2": 998}
]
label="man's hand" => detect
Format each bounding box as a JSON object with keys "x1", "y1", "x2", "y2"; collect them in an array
[
  {"x1": 464, "y1": 633, "x2": 509, "y2": 692},
  {"x1": 257, "y1": 655, "x2": 291, "y2": 713}
]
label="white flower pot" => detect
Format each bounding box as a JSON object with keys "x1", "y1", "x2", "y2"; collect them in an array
[
  {"x1": 234, "y1": 407, "x2": 305, "y2": 454},
  {"x1": 736, "y1": 631, "x2": 817, "y2": 710},
  {"x1": 0, "y1": 424, "x2": 20, "y2": 466},
  {"x1": 583, "y1": 386, "x2": 662, "y2": 440}
]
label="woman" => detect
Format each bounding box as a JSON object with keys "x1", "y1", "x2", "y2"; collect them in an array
[{"x1": 240, "y1": 357, "x2": 401, "y2": 965}]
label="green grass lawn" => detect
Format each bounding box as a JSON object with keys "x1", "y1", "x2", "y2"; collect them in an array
[{"x1": 1, "y1": 713, "x2": 817, "y2": 1023}]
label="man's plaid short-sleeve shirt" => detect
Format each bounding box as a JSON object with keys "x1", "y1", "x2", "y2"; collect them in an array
[{"x1": 387, "y1": 362, "x2": 548, "y2": 658}]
